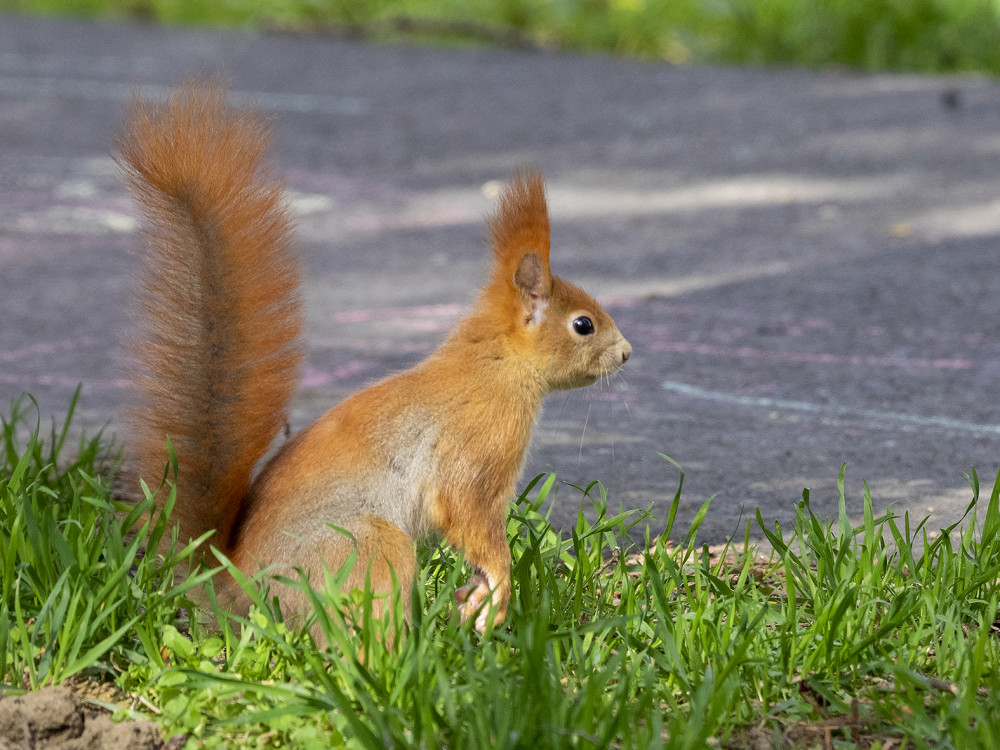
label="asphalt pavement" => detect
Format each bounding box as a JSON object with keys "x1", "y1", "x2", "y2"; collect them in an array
[{"x1": 3, "y1": 13, "x2": 1000, "y2": 544}]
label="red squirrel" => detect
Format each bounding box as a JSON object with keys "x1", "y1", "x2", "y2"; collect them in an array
[{"x1": 117, "y1": 82, "x2": 631, "y2": 633}]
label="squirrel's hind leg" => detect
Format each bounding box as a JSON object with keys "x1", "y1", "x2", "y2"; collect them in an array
[
  {"x1": 300, "y1": 516, "x2": 416, "y2": 646},
  {"x1": 344, "y1": 516, "x2": 417, "y2": 624},
  {"x1": 222, "y1": 516, "x2": 416, "y2": 646}
]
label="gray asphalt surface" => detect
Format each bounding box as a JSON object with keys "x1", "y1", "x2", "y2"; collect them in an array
[{"x1": 3, "y1": 14, "x2": 1000, "y2": 544}]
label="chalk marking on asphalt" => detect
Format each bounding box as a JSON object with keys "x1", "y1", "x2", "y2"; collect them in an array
[
  {"x1": 0, "y1": 338, "x2": 98, "y2": 364},
  {"x1": 661, "y1": 380, "x2": 1000, "y2": 436},
  {"x1": 591, "y1": 261, "x2": 797, "y2": 301},
  {"x1": 0, "y1": 75, "x2": 369, "y2": 116},
  {"x1": 650, "y1": 341, "x2": 974, "y2": 370},
  {"x1": 547, "y1": 176, "x2": 901, "y2": 216},
  {"x1": 0, "y1": 372, "x2": 127, "y2": 391}
]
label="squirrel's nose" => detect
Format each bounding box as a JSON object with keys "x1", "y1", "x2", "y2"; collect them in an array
[{"x1": 621, "y1": 340, "x2": 632, "y2": 364}]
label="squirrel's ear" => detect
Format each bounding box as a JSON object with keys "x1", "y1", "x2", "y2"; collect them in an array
[{"x1": 514, "y1": 252, "x2": 550, "y2": 324}]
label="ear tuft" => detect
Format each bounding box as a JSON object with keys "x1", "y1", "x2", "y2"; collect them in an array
[{"x1": 487, "y1": 169, "x2": 551, "y2": 285}]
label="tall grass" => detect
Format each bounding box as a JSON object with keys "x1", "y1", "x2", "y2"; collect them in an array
[
  {"x1": 3, "y1": 0, "x2": 1000, "y2": 75},
  {"x1": 0, "y1": 390, "x2": 211, "y2": 691},
  {"x1": 2, "y1": 395, "x2": 999, "y2": 746},
  {"x1": 718, "y1": 0, "x2": 1000, "y2": 74}
]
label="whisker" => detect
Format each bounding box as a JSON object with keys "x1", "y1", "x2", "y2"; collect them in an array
[
  {"x1": 554, "y1": 378, "x2": 574, "y2": 427},
  {"x1": 579, "y1": 399, "x2": 593, "y2": 461},
  {"x1": 616, "y1": 371, "x2": 634, "y2": 421},
  {"x1": 606, "y1": 374, "x2": 617, "y2": 465}
]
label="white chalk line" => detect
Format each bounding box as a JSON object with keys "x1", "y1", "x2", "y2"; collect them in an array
[
  {"x1": 0, "y1": 75, "x2": 369, "y2": 116},
  {"x1": 661, "y1": 380, "x2": 1000, "y2": 437}
]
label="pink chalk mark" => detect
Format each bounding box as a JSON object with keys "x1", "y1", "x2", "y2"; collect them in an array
[
  {"x1": 1, "y1": 337, "x2": 97, "y2": 363},
  {"x1": 618, "y1": 299, "x2": 991, "y2": 348},
  {"x1": 0, "y1": 372, "x2": 125, "y2": 390},
  {"x1": 308, "y1": 337, "x2": 431, "y2": 354},
  {"x1": 302, "y1": 360, "x2": 374, "y2": 388},
  {"x1": 334, "y1": 303, "x2": 464, "y2": 324},
  {"x1": 649, "y1": 341, "x2": 975, "y2": 370}
]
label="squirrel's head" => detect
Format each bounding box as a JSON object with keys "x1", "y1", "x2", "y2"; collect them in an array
[{"x1": 482, "y1": 171, "x2": 631, "y2": 393}]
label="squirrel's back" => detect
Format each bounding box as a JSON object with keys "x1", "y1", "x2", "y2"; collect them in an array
[{"x1": 117, "y1": 83, "x2": 304, "y2": 551}]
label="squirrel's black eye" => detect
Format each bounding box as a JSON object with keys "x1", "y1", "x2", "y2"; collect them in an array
[{"x1": 572, "y1": 316, "x2": 595, "y2": 336}]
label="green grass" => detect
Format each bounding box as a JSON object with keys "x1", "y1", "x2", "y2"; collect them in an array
[
  {"x1": 5, "y1": 0, "x2": 1000, "y2": 75},
  {"x1": 2, "y1": 393, "x2": 999, "y2": 747},
  {"x1": 0, "y1": 390, "x2": 216, "y2": 693}
]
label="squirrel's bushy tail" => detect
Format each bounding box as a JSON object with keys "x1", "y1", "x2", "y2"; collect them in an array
[{"x1": 117, "y1": 82, "x2": 303, "y2": 551}]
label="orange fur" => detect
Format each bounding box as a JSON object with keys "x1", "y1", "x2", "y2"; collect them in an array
[
  {"x1": 117, "y1": 83, "x2": 303, "y2": 552},
  {"x1": 120, "y1": 82, "x2": 631, "y2": 635}
]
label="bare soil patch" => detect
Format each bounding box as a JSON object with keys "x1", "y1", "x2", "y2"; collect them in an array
[{"x1": 0, "y1": 686, "x2": 173, "y2": 750}]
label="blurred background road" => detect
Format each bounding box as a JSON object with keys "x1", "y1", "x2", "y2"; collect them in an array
[{"x1": 3, "y1": 13, "x2": 1000, "y2": 542}]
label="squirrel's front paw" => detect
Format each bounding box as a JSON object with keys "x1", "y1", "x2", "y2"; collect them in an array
[{"x1": 456, "y1": 572, "x2": 507, "y2": 633}]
